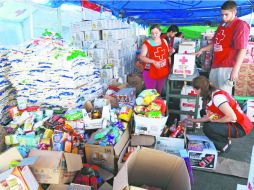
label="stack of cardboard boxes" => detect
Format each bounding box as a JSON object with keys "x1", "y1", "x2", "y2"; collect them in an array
[
  {"x1": 70, "y1": 19, "x2": 137, "y2": 85},
  {"x1": 173, "y1": 41, "x2": 196, "y2": 76},
  {"x1": 235, "y1": 42, "x2": 254, "y2": 96}
]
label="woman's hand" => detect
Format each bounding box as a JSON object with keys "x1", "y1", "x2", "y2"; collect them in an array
[
  {"x1": 153, "y1": 60, "x2": 161, "y2": 69},
  {"x1": 189, "y1": 115, "x2": 211, "y2": 123}
]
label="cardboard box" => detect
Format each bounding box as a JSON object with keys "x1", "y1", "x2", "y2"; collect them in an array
[
  {"x1": 0, "y1": 157, "x2": 42, "y2": 190},
  {"x1": 47, "y1": 182, "x2": 112, "y2": 190},
  {"x1": 108, "y1": 39, "x2": 124, "y2": 49},
  {"x1": 0, "y1": 147, "x2": 23, "y2": 173},
  {"x1": 108, "y1": 58, "x2": 123, "y2": 67},
  {"x1": 113, "y1": 147, "x2": 191, "y2": 190},
  {"x1": 92, "y1": 20, "x2": 107, "y2": 30},
  {"x1": 85, "y1": 129, "x2": 129, "y2": 173},
  {"x1": 242, "y1": 100, "x2": 254, "y2": 122},
  {"x1": 118, "y1": 135, "x2": 156, "y2": 171},
  {"x1": 107, "y1": 49, "x2": 124, "y2": 59},
  {"x1": 116, "y1": 88, "x2": 136, "y2": 103},
  {"x1": 178, "y1": 43, "x2": 195, "y2": 54},
  {"x1": 94, "y1": 40, "x2": 108, "y2": 49},
  {"x1": 85, "y1": 31, "x2": 102, "y2": 41},
  {"x1": 87, "y1": 49, "x2": 107, "y2": 60},
  {"x1": 127, "y1": 74, "x2": 144, "y2": 95},
  {"x1": 234, "y1": 88, "x2": 247, "y2": 96},
  {"x1": 187, "y1": 134, "x2": 218, "y2": 170},
  {"x1": 180, "y1": 85, "x2": 202, "y2": 122},
  {"x1": 28, "y1": 150, "x2": 83, "y2": 184},
  {"x1": 247, "y1": 146, "x2": 254, "y2": 190},
  {"x1": 130, "y1": 134, "x2": 156, "y2": 147},
  {"x1": 155, "y1": 137, "x2": 185, "y2": 156},
  {"x1": 118, "y1": 140, "x2": 131, "y2": 171},
  {"x1": 134, "y1": 114, "x2": 168, "y2": 137},
  {"x1": 173, "y1": 54, "x2": 196, "y2": 75},
  {"x1": 82, "y1": 102, "x2": 111, "y2": 130}
]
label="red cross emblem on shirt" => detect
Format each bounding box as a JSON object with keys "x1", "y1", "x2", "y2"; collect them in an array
[
  {"x1": 215, "y1": 30, "x2": 225, "y2": 44},
  {"x1": 154, "y1": 47, "x2": 165, "y2": 60},
  {"x1": 179, "y1": 56, "x2": 188, "y2": 64}
]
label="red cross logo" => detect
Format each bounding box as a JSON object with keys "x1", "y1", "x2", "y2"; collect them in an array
[
  {"x1": 154, "y1": 47, "x2": 165, "y2": 60},
  {"x1": 179, "y1": 56, "x2": 188, "y2": 64},
  {"x1": 215, "y1": 30, "x2": 225, "y2": 44},
  {"x1": 188, "y1": 90, "x2": 197, "y2": 96}
]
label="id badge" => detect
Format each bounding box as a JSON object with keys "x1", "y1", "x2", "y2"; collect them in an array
[
  {"x1": 214, "y1": 44, "x2": 223, "y2": 52},
  {"x1": 145, "y1": 63, "x2": 150, "y2": 69}
]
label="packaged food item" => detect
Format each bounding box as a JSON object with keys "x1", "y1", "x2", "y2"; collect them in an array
[
  {"x1": 118, "y1": 106, "x2": 133, "y2": 122},
  {"x1": 145, "y1": 110, "x2": 161, "y2": 118},
  {"x1": 134, "y1": 105, "x2": 146, "y2": 114}
]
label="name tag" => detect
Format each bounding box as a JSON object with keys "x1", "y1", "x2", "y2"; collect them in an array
[
  {"x1": 159, "y1": 60, "x2": 167, "y2": 67},
  {"x1": 214, "y1": 44, "x2": 223, "y2": 52}
]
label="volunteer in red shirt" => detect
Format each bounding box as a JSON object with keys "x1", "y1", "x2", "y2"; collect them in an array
[
  {"x1": 161, "y1": 24, "x2": 179, "y2": 54},
  {"x1": 190, "y1": 76, "x2": 253, "y2": 154},
  {"x1": 140, "y1": 24, "x2": 170, "y2": 94},
  {"x1": 196, "y1": 1, "x2": 250, "y2": 95}
]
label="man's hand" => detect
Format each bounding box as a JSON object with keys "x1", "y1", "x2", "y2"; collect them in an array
[
  {"x1": 195, "y1": 48, "x2": 203, "y2": 57},
  {"x1": 230, "y1": 67, "x2": 239, "y2": 81}
]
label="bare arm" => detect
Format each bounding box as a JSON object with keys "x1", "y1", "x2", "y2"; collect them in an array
[
  {"x1": 139, "y1": 43, "x2": 155, "y2": 64},
  {"x1": 191, "y1": 116, "x2": 211, "y2": 123},
  {"x1": 195, "y1": 43, "x2": 214, "y2": 57},
  {"x1": 230, "y1": 49, "x2": 247, "y2": 81},
  {"x1": 211, "y1": 102, "x2": 237, "y2": 123}
]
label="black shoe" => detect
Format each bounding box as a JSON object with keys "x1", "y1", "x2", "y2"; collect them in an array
[{"x1": 218, "y1": 142, "x2": 231, "y2": 156}]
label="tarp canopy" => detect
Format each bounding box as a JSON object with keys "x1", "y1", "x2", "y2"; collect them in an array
[
  {"x1": 86, "y1": 0, "x2": 254, "y2": 25},
  {"x1": 41, "y1": 0, "x2": 254, "y2": 26}
]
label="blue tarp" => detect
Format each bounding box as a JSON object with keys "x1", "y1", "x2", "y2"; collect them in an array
[{"x1": 43, "y1": 0, "x2": 254, "y2": 25}]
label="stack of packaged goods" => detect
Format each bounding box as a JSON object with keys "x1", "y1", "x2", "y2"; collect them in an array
[
  {"x1": 7, "y1": 31, "x2": 103, "y2": 109},
  {"x1": 70, "y1": 19, "x2": 137, "y2": 86},
  {"x1": 134, "y1": 89, "x2": 168, "y2": 137},
  {"x1": 0, "y1": 47, "x2": 17, "y2": 125}
]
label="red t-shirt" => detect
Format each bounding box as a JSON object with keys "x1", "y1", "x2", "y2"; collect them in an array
[{"x1": 212, "y1": 18, "x2": 250, "y2": 68}]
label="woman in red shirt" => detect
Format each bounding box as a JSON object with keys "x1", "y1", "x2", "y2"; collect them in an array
[
  {"x1": 139, "y1": 24, "x2": 170, "y2": 94},
  {"x1": 190, "y1": 76, "x2": 253, "y2": 153}
]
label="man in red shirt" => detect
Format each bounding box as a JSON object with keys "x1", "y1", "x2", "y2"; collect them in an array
[
  {"x1": 196, "y1": 1, "x2": 250, "y2": 95},
  {"x1": 161, "y1": 24, "x2": 179, "y2": 49}
]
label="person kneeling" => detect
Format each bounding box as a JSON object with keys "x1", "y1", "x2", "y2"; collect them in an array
[{"x1": 190, "y1": 76, "x2": 253, "y2": 153}]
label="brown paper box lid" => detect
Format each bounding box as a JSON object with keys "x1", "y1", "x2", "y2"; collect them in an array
[
  {"x1": 64, "y1": 152, "x2": 83, "y2": 172},
  {"x1": 28, "y1": 149, "x2": 62, "y2": 169},
  {"x1": 0, "y1": 147, "x2": 23, "y2": 172}
]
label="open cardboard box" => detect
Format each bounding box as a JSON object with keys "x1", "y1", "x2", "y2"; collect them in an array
[
  {"x1": 83, "y1": 99, "x2": 111, "y2": 130},
  {"x1": 134, "y1": 114, "x2": 168, "y2": 137},
  {"x1": 48, "y1": 164, "x2": 114, "y2": 190},
  {"x1": 118, "y1": 135, "x2": 156, "y2": 171},
  {"x1": 113, "y1": 147, "x2": 191, "y2": 190},
  {"x1": 48, "y1": 182, "x2": 112, "y2": 190},
  {"x1": 28, "y1": 150, "x2": 83, "y2": 184},
  {"x1": 85, "y1": 128, "x2": 129, "y2": 173},
  {"x1": 0, "y1": 156, "x2": 43, "y2": 190},
  {"x1": 0, "y1": 147, "x2": 23, "y2": 173}
]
